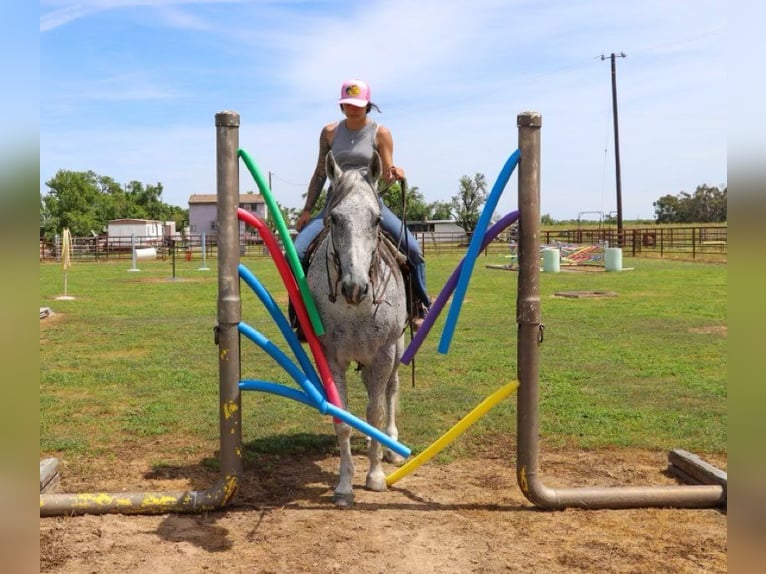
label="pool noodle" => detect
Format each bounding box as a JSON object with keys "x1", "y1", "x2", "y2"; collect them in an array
[
  {"x1": 238, "y1": 264, "x2": 323, "y2": 398},
  {"x1": 238, "y1": 322, "x2": 325, "y2": 410},
  {"x1": 236, "y1": 209, "x2": 342, "y2": 411},
  {"x1": 239, "y1": 379, "x2": 316, "y2": 407},
  {"x1": 385, "y1": 380, "x2": 519, "y2": 486},
  {"x1": 238, "y1": 380, "x2": 410, "y2": 458},
  {"x1": 438, "y1": 150, "x2": 520, "y2": 354},
  {"x1": 400, "y1": 210, "x2": 520, "y2": 365},
  {"x1": 238, "y1": 149, "x2": 324, "y2": 336}
]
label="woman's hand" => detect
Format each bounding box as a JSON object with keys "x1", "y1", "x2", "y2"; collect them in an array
[
  {"x1": 386, "y1": 165, "x2": 405, "y2": 183},
  {"x1": 296, "y1": 209, "x2": 312, "y2": 231}
]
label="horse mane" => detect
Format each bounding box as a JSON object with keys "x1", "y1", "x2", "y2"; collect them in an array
[{"x1": 322, "y1": 167, "x2": 378, "y2": 226}]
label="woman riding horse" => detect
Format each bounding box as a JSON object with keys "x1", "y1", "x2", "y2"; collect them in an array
[{"x1": 294, "y1": 79, "x2": 431, "y2": 329}]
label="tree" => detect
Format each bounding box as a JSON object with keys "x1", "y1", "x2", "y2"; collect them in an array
[
  {"x1": 428, "y1": 201, "x2": 453, "y2": 221},
  {"x1": 653, "y1": 184, "x2": 727, "y2": 224},
  {"x1": 41, "y1": 169, "x2": 188, "y2": 238},
  {"x1": 266, "y1": 201, "x2": 299, "y2": 234},
  {"x1": 42, "y1": 170, "x2": 105, "y2": 237},
  {"x1": 451, "y1": 173, "x2": 487, "y2": 233},
  {"x1": 380, "y1": 182, "x2": 430, "y2": 221}
]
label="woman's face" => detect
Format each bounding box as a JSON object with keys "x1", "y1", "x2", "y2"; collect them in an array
[{"x1": 341, "y1": 103, "x2": 367, "y2": 118}]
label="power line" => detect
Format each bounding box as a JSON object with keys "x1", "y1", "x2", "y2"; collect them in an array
[{"x1": 268, "y1": 172, "x2": 308, "y2": 187}]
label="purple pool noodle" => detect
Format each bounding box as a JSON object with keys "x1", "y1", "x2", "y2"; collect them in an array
[{"x1": 401, "y1": 209, "x2": 520, "y2": 365}]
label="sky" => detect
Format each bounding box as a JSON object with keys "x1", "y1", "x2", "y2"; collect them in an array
[{"x1": 40, "y1": 0, "x2": 727, "y2": 221}]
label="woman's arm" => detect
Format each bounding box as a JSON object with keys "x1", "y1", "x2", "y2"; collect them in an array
[
  {"x1": 297, "y1": 124, "x2": 334, "y2": 230},
  {"x1": 376, "y1": 125, "x2": 405, "y2": 184}
]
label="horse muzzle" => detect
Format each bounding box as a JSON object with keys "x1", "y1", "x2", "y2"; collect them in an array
[{"x1": 340, "y1": 275, "x2": 370, "y2": 305}]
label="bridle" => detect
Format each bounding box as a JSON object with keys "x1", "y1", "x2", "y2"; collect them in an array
[{"x1": 323, "y1": 179, "x2": 399, "y2": 306}]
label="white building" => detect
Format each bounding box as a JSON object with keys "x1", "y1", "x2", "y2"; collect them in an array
[
  {"x1": 188, "y1": 193, "x2": 266, "y2": 237},
  {"x1": 407, "y1": 219, "x2": 468, "y2": 242},
  {"x1": 107, "y1": 219, "x2": 168, "y2": 243}
]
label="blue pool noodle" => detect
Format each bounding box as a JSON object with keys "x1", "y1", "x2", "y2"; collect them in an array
[
  {"x1": 238, "y1": 264, "x2": 324, "y2": 399},
  {"x1": 438, "y1": 149, "x2": 520, "y2": 354},
  {"x1": 239, "y1": 378, "x2": 411, "y2": 458},
  {"x1": 238, "y1": 322, "x2": 326, "y2": 410}
]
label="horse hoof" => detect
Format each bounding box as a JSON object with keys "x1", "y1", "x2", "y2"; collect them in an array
[
  {"x1": 365, "y1": 476, "x2": 387, "y2": 492},
  {"x1": 332, "y1": 492, "x2": 354, "y2": 508},
  {"x1": 384, "y1": 451, "x2": 405, "y2": 465}
]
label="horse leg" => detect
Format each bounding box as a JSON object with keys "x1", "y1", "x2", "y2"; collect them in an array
[
  {"x1": 382, "y1": 337, "x2": 405, "y2": 465},
  {"x1": 331, "y1": 366, "x2": 355, "y2": 507},
  {"x1": 362, "y1": 350, "x2": 398, "y2": 491}
]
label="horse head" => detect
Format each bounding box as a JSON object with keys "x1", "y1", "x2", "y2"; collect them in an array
[{"x1": 324, "y1": 150, "x2": 383, "y2": 305}]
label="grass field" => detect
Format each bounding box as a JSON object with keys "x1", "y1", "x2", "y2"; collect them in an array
[{"x1": 39, "y1": 252, "x2": 726, "y2": 476}]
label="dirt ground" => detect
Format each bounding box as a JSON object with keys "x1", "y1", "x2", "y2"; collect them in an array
[{"x1": 40, "y1": 445, "x2": 727, "y2": 573}]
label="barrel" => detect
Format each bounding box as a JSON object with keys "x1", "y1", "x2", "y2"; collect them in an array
[
  {"x1": 604, "y1": 247, "x2": 622, "y2": 272},
  {"x1": 542, "y1": 248, "x2": 560, "y2": 273},
  {"x1": 135, "y1": 247, "x2": 157, "y2": 261}
]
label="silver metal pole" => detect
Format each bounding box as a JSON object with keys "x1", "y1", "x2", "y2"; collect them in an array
[
  {"x1": 215, "y1": 110, "x2": 243, "y2": 483},
  {"x1": 40, "y1": 112, "x2": 244, "y2": 516},
  {"x1": 514, "y1": 111, "x2": 724, "y2": 509}
]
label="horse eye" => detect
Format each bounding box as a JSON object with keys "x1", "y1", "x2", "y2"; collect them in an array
[
  {"x1": 330, "y1": 213, "x2": 339, "y2": 226},
  {"x1": 374, "y1": 215, "x2": 382, "y2": 226}
]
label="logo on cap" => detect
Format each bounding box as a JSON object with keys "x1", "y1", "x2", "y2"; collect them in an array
[{"x1": 344, "y1": 84, "x2": 361, "y2": 97}]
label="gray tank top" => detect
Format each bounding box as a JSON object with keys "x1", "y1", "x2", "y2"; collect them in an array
[{"x1": 331, "y1": 120, "x2": 378, "y2": 174}]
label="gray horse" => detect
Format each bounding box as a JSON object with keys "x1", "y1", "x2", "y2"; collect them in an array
[{"x1": 306, "y1": 150, "x2": 408, "y2": 507}]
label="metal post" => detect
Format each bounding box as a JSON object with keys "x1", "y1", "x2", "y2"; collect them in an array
[
  {"x1": 128, "y1": 233, "x2": 140, "y2": 272},
  {"x1": 215, "y1": 111, "x2": 243, "y2": 483},
  {"x1": 40, "y1": 112, "x2": 242, "y2": 517},
  {"x1": 39, "y1": 113, "x2": 245, "y2": 517},
  {"x1": 515, "y1": 111, "x2": 545, "y2": 505},
  {"x1": 171, "y1": 239, "x2": 176, "y2": 278},
  {"x1": 514, "y1": 111, "x2": 725, "y2": 509},
  {"x1": 198, "y1": 232, "x2": 210, "y2": 271}
]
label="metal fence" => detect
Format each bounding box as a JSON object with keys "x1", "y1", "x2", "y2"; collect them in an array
[
  {"x1": 540, "y1": 226, "x2": 727, "y2": 260},
  {"x1": 39, "y1": 225, "x2": 727, "y2": 264}
]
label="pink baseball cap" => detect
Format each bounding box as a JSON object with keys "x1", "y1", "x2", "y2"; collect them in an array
[{"x1": 338, "y1": 79, "x2": 371, "y2": 107}]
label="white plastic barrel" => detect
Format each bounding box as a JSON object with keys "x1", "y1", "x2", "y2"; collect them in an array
[
  {"x1": 604, "y1": 247, "x2": 623, "y2": 272},
  {"x1": 542, "y1": 248, "x2": 560, "y2": 273},
  {"x1": 135, "y1": 247, "x2": 157, "y2": 261}
]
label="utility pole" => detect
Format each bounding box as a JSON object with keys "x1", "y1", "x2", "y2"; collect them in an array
[{"x1": 601, "y1": 52, "x2": 626, "y2": 247}]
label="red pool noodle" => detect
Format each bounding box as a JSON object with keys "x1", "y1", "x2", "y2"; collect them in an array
[{"x1": 237, "y1": 209, "x2": 342, "y2": 412}]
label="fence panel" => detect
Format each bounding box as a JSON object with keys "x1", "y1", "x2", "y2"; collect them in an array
[{"x1": 39, "y1": 226, "x2": 726, "y2": 264}]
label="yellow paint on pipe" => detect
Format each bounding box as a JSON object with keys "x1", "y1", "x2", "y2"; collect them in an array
[
  {"x1": 519, "y1": 465, "x2": 528, "y2": 495},
  {"x1": 386, "y1": 381, "x2": 519, "y2": 486},
  {"x1": 223, "y1": 401, "x2": 239, "y2": 419}
]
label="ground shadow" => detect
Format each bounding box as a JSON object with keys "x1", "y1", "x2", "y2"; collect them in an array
[{"x1": 156, "y1": 514, "x2": 233, "y2": 552}]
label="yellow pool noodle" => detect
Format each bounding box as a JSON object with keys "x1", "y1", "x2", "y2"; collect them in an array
[{"x1": 385, "y1": 380, "x2": 519, "y2": 486}]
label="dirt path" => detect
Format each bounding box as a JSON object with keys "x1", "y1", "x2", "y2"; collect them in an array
[{"x1": 40, "y1": 447, "x2": 726, "y2": 573}]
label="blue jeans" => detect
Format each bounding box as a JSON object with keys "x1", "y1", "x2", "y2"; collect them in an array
[{"x1": 294, "y1": 200, "x2": 431, "y2": 308}]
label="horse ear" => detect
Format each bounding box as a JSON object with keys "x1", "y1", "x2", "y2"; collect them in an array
[
  {"x1": 369, "y1": 151, "x2": 382, "y2": 184},
  {"x1": 326, "y1": 151, "x2": 341, "y2": 183}
]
